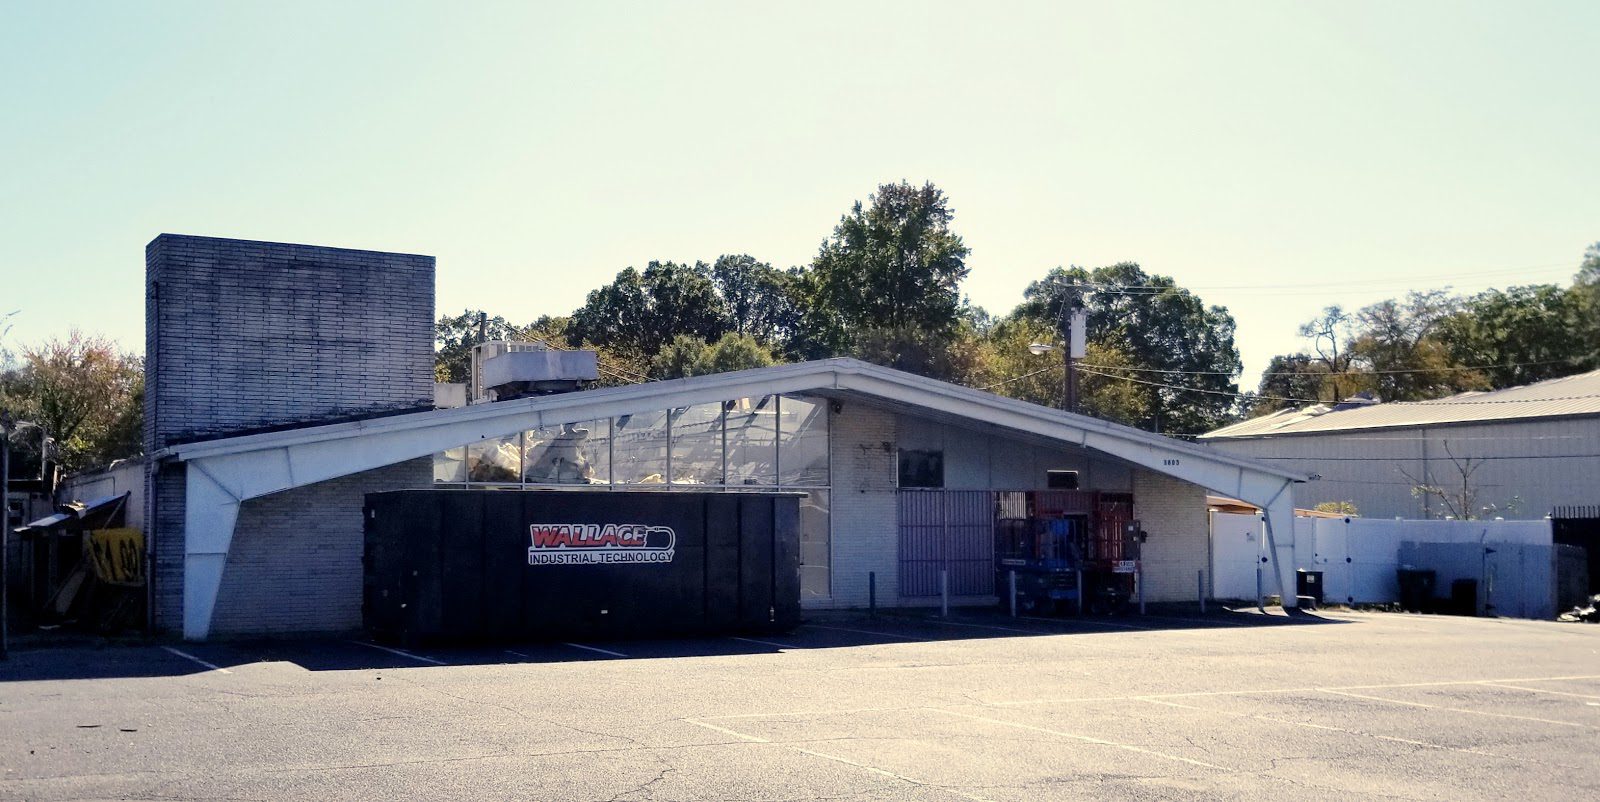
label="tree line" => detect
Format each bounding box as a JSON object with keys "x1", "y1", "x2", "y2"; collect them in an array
[
  {"x1": 1251, "y1": 245, "x2": 1600, "y2": 414},
  {"x1": 442, "y1": 181, "x2": 1600, "y2": 436},
  {"x1": 3, "y1": 181, "x2": 1594, "y2": 475},
  {"x1": 440, "y1": 180, "x2": 1250, "y2": 436}
]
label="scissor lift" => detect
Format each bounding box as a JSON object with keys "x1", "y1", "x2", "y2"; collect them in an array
[{"x1": 995, "y1": 491, "x2": 1144, "y2": 615}]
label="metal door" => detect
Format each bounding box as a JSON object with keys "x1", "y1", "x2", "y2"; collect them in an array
[{"x1": 897, "y1": 490, "x2": 995, "y2": 597}]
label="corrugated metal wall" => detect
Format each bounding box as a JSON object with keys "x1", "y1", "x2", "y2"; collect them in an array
[
  {"x1": 897, "y1": 490, "x2": 994, "y2": 597},
  {"x1": 1205, "y1": 417, "x2": 1600, "y2": 519}
]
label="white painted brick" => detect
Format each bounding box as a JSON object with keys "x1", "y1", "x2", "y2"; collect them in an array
[
  {"x1": 209, "y1": 459, "x2": 431, "y2": 635},
  {"x1": 815, "y1": 403, "x2": 899, "y2": 609},
  {"x1": 1132, "y1": 469, "x2": 1210, "y2": 603}
]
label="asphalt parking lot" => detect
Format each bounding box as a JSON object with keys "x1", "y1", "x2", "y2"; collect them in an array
[{"x1": 2, "y1": 608, "x2": 1598, "y2": 801}]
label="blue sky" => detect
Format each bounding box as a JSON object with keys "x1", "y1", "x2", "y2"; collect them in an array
[{"x1": 2, "y1": 1, "x2": 1596, "y2": 387}]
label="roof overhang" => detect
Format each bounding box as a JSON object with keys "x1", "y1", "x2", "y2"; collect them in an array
[
  {"x1": 165, "y1": 357, "x2": 1304, "y2": 494},
  {"x1": 168, "y1": 358, "x2": 1308, "y2": 639}
]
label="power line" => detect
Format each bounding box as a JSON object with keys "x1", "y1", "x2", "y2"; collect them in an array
[
  {"x1": 1074, "y1": 365, "x2": 1321, "y2": 404},
  {"x1": 1076, "y1": 357, "x2": 1585, "y2": 378},
  {"x1": 1248, "y1": 453, "x2": 1600, "y2": 462},
  {"x1": 1031, "y1": 262, "x2": 1575, "y2": 294},
  {"x1": 976, "y1": 366, "x2": 1056, "y2": 391}
]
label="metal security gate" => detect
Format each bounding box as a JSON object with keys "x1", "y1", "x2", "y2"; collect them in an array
[{"x1": 898, "y1": 490, "x2": 995, "y2": 597}]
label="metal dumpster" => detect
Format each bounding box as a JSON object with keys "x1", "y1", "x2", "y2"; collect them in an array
[{"x1": 363, "y1": 489, "x2": 803, "y2": 643}]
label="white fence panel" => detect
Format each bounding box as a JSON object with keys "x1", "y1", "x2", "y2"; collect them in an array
[
  {"x1": 1305, "y1": 519, "x2": 1353, "y2": 605},
  {"x1": 1210, "y1": 514, "x2": 1556, "y2": 616},
  {"x1": 1209, "y1": 512, "x2": 1264, "y2": 600}
]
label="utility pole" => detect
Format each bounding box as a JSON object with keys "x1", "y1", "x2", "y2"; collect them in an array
[{"x1": 1064, "y1": 310, "x2": 1086, "y2": 414}]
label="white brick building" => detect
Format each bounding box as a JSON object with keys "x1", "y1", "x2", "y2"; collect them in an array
[{"x1": 139, "y1": 235, "x2": 1306, "y2": 640}]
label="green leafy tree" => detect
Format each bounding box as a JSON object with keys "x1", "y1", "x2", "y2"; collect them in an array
[
  {"x1": 850, "y1": 323, "x2": 988, "y2": 386},
  {"x1": 974, "y1": 315, "x2": 1150, "y2": 425},
  {"x1": 650, "y1": 333, "x2": 776, "y2": 380},
  {"x1": 696, "y1": 333, "x2": 777, "y2": 376},
  {"x1": 434, "y1": 310, "x2": 527, "y2": 383},
  {"x1": 650, "y1": 335, "x2": 708, "y2": 380},
  {"x1": 1436, "y1": 283, "x2": 1594, "y2": 388},
  {"x1": 568, "y1": 261, "x2": 731, "y2": 358},
  {"x1": 805, "y1": 181, "x2": 971, "y2": 353},
  {"x1": 711, "y1": 255, "x2": 801, "y2": 350},
  {"x1": 1348, "y1": 291, "x2": 1485, "y2": 401},
  {"x1": 1249, "y1": 354, "x2": 1338, "y2": 416},
  {"x1": 1565, "y1": 242, "x2": 1600, "y2": 369},
  {"x1": 1015, "y1": 263, "x2": 1242, "y2": 434}
]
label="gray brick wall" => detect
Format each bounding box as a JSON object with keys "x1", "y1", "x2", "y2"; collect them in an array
[
  {"x1": 150, "y1": 463, "x2": 186, "y2": 631},
  {"x1": 144, "y1": 234, "x2": 435, "y2": 451},
  {"x1": 143, "y1": 234, "x2": 436, "y2": 634},
  {"x1": 210, "y1": 458, "x2": 431, "y2": 636}
]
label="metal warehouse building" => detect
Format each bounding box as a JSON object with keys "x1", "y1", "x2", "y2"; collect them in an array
[
  {"x1": 141, "y1": 234, "x2": 1305, "y2": 641},
  {"x1": 1199, "y1": 372, "x2": 1600, "y2": 520}
]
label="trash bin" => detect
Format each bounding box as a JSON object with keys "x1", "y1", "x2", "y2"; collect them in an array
[
  {"x1": 1396, "y1": 568, "x2": 1437, "y2": 612},
  {"x1": 1450, "y1": 578, "x2": 1478, "y2": 616},
  {"x1": 1296, "y1": 570, "x2": 1324, "y2": 606}
]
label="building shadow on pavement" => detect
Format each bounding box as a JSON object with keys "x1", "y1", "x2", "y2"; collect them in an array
[{"x1": 0, "y1": 605, "x2": 1346, "y2": 682}]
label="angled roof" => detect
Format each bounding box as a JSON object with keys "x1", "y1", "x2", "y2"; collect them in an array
[
  {"x1": 171, "y1": 358, "x2": 1311, "y2": 639},
  {"x1": 1201, "y1": 368, "x2": 1600, "y2": 440},
  {"x1": 165, "y1": 357, "x2": 1304, "y2": 485}
]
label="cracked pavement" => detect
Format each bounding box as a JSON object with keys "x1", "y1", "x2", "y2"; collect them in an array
[{"x1": 2, "y1": 608, "x2": 1598, "y2": 801}]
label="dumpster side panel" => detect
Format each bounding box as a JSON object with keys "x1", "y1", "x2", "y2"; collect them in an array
[
  {"x1": 704, "y1": 495, "x2": 741, "y2": 630},
  {"x1": 772, "y1": 496, "x2": 803, "y2": 628},
  {"x1": 739, "y1": 495, "x2": 775, "y2": 626},
  {"x1": 402, "y1": 493, "x2": 444, "y2": 642},
  {"x1": 439, "y1": 492, "x2": 486, "y2": 639}
]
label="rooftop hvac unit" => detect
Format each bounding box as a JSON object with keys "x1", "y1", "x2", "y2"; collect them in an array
[{"x1": 469, "y1": 341, "x2": 599, "y2": 402}]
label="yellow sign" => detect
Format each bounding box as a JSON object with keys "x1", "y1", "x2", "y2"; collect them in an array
[{"x1": 89, "y1": 528, "x2": 145, "y2": 586}]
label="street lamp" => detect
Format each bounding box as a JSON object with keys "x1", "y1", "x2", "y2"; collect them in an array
[{"x1": 1028, "y1": 310, "x2": 1087, "y2": 414}]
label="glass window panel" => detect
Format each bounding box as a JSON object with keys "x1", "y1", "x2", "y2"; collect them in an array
[
  {"x1": 669, "y1": 403, "x2": 723, "y2": 486},
  {"x1": 613, "y1": 410, "x2": 669, "y2": 485},
  {"x1": 898, "y1": 449, "x2": 943, "y2": 488},
  {"x1": 799, "y1": 489, "x2": 830, "y2": 601},
  {"x1": 725, "y1": 396, "x2": 777, "y2": 486},
  {"x1": 433, "y1": 446, "x2": 467, "y2": 483},
  {"x1": 466, "y1": 434, "x2": 522, "y2": 483},
  {"x1": 779, "y1": 395, "x2": 830, "y2": 487},
  {"x1": 523, "y1": 421, "x2": 607, "y2": 485}
]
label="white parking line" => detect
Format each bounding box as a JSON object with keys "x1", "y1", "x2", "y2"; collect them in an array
[
  {"x1": 1317, "y1": 688, "x2": 1595, "y2": 729},
  {"x1": 1140, "y1": 697, "x2": 1579, "y2": 770},
  {"x1": 928, "y1": 619, "x2": 1046, "y2": 635},
  {"x1": 161, "y1": 646, "x2": 233, "y2": 674},
  {"x1": 683, "y1": 718, "x2": 996, "y2": 802},
  {"x1": 729, "y1": 636, "x2": 797, "y2": 650},
  {"x1": 1478, "y1": 682, "x2": 1600, "y2": 700},
  {"x1": 791, "y1": 747, "x2": 999, "y2": 802},
  {"x1": 504, "y1": 649, "x2": 531, "y2": 659},
  {"x1": 684, "y1": 718, "x2": 769, "y2": 742},
  {"x1": 929, "y1": 707, "x2": 1229, "y2": 771},
  {"x1": 352, "y1": 641, "x2": 447, "y2": 666},
  {"x1": 803, "y1": 624, "x2": 927, "y2": 642},
  {"x1": 989, "y1": 674, "x2": 1600, "y2": 708},
  {"x1": 564, "y1": 642, "x2": 628, "y2": 658},
  {"x1": 1020, "y1": 615, "x2": 1153, "y2": 631}
]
